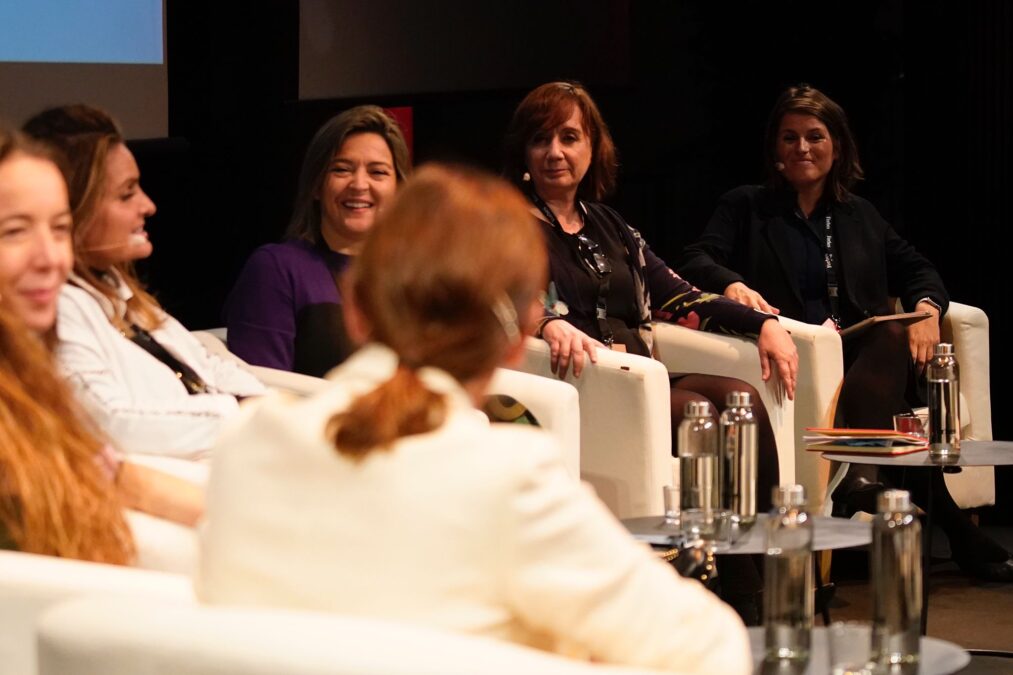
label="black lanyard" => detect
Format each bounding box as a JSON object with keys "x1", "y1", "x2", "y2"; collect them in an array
[
  {"x1": 530, "y1": 192, "x2": 615, "y2": 346},
  {"x1": 823, "y1": 211, "x2": 842, "y2": 328},
  {"x1": 129, "y1": 325, "x2": 211, "y2": 395}
]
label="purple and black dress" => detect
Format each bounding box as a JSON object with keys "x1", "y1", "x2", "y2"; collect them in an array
[{"x1": 224, "y1": 239, "x2": 355, "y2": 377}]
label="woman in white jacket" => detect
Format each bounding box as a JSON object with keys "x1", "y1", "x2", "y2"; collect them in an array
[
  {"x1": 24, "y1": 105, "x2": 264, "y2": 458},
  {"x1": 198, "y1": 164, "x2": 751, "y2": 674}
]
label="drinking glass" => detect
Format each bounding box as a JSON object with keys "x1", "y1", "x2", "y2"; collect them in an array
[
  {"x1": 828, "y1": 622, "x2": 873, "y2": 675},
  {"x1": 892, "y1": 413, "x2": 925, "y2": 437}
]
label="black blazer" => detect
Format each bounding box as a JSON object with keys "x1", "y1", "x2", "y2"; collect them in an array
[{"x1": 677, "y1": 185, "x2": 949, "y2": 327}]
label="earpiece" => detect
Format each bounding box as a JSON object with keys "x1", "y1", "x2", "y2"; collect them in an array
[
  {"x1": 82, "y1": 234, "x2": 149, "y2": 252},
  {"x1": 774, "y1": 162, "x2": 786, "y2": 171}
]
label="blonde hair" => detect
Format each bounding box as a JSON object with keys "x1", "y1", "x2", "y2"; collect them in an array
[
  {"x1": 327, "y1": 164, "x2": 546, "y2": 458},
  {"x1": 23, "y1": 104, "x2": 163, "y2": 332},
  {"x1": 0, "y1": 300, "x2": 135, "y2": 562}
]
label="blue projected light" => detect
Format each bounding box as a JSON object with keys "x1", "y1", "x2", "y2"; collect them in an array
[{"x1": 0, "y1": 0, "x2": 163, "y2": 64}]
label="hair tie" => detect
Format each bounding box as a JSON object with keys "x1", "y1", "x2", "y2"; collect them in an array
[{"x1": 491, "y1": 294, "x2": 520, "y2": 341}]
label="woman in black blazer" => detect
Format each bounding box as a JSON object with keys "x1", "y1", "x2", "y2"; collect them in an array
[{"x1": 679, "y1": 84, "x2": 1011, "y2": 581}]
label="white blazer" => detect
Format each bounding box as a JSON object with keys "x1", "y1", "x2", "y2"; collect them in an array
[
  {"x1": 198, "y1": 344, "x2": 750, "y2": 674},
  {"x1": 56, "y1": 273, "x2": 265, "y2": 459}
]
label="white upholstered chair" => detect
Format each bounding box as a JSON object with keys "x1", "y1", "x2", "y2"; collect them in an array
[
  {"x1": 37, "y1": 596, "x2": 670, "y2": 675},
  {"x1": 191, "y1": 330, "x2": 583, "y2": 479},
  {"x1": 512, "y1": 328, "x2": 796, "y2": 520},
  {"x1": 0, "y1": 550, "x2": 192, "y2": 675},
  {"x1": 775, "y1": 302, "x2": 994, "y2": 513}
]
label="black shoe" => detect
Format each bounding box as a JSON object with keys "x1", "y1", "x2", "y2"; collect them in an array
[
  {"x1": 958, "y1": 556, "x2": 1013, "y2": 583},
  {"x1": 830, "y1": 473, "x2": 886, "y2": 517},
  {"x1": 723, "y1": 591, "x2": 761, "y2": 626}
]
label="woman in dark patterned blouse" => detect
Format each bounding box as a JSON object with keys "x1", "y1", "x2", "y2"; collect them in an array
[{"x1": 504, "y1": 83, "x2": 799, "y2": 622}]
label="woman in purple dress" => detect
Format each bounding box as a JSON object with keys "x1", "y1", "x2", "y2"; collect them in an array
[{"x1": 225, "y1": 106, "x2": 411, "y2": 376}]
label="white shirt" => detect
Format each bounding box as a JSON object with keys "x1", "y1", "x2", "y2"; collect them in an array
[
  {"x1": 198, "y1": 344, "x2": 750, "y2": 674},
  {"x1": 56, "y1": 272, "x2": 265, "y2": 459}
]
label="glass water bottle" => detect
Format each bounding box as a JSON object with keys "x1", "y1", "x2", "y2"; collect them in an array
[{"x1": 764, "y1": 485, "x2": 814, "y2": 665}]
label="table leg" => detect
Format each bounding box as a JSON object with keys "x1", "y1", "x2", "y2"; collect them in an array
[
  {"x1": 920, "y1": 470, "x2": 934, "y2": 635},
  {"x1": 813, "y1": 553, "x2": 833, "y2": 625}
]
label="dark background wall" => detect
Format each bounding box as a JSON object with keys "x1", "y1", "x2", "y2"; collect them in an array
[{"x1": 135, "y1": 0, "x2": 1010, "y2": 512}]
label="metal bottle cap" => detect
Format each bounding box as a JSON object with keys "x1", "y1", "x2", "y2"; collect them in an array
[
  {"x1": 878, "y1": 489, "x2": 912, "y2": 513},
  {"x1": 684, "y1": 400, "x2": 713, "y2": 418},
  {"x1": 726, "y1": 391, "x2": 753, "y2": 408},
  {"x1": 934, "y1": 343, "x2": 954, "y2": 356},
  {"x1": 772, "y1": 484, "x2": 807, "y2": 508}
]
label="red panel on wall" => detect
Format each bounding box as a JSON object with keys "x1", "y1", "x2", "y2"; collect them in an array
[{"x1": 384, "y1": 106, "x2": 413, "y2": 163}]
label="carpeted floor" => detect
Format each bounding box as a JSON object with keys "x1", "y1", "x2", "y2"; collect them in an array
[{"x1": 828, "y1": 526, "x2": 1013, "y2": 653}]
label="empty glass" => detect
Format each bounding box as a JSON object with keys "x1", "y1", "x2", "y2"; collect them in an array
[{"x1": 828, "y1": 622, "x2": 874, "y2": 675}]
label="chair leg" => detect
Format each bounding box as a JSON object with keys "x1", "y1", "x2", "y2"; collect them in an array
[{"x1": 814, "y1": 553, "x2": 835, "y2": 626}]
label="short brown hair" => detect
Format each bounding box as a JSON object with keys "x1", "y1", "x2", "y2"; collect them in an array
[
  {"x1": 503, "y1": 81, "x2": 618, "y2": 201},
  {"x1": 286, "y1": 105, "x2": 411, "y2": 244},
  {"x1": 764, "y1": 84, "x2": 864, "y2": 202},
  {"x1": 23, "y1": 105, "x2": 164, "y2": 332},
  {"x1": 327, "y1": 164, "x2": 547, "y2": 459}
]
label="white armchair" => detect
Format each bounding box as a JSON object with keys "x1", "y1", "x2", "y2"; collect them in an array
[
  {"x1": 775, "y1": 302, "x2": 994, "y2": 513},
  {"x1": 37, "y1": 596, "x2": 669, "y2": 675},
  {"x1": 0, "y1": 550, "x2": 192, "y2": 675},
  {"x1": 192, "y1": 330, "x2": 582, "y2": 478},
  {"x1": 512, "y1": 329, "x2": 795, "y2": 519},
  {"x1": 651, "y1": 322, "x2": 796, "y2": 484}
]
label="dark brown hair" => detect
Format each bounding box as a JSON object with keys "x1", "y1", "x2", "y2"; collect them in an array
[
  {"x1": 764, "y1": 84, "x2": 864, "y2": 202},
  {"x1": 22, "y1": 105, "x2": 163, "y2": 332},
  {"x1": 286, "y1": 105, "x2": 412, "y2": 244},
  {"x1": 503, "y1": 81, "x2": 618, "y2": 201},
  {"x1": 327, "y1": 164, "x2": 546, "y2": 458}
]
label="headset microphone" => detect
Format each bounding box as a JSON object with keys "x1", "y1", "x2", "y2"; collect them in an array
[{"x1": 82, "y1": 234, "x2": 149, "y2": 252}]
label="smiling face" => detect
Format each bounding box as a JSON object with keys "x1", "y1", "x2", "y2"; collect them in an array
[
  {"x1": 524, "y1": 106, "x2": 592, "y2": 202},
  {"x1": 81, "y1": 143, "x2": 156, "y2": 267},
  {"x1": 775, "y1": 112, "x2": 837, "y2": 193},
  {"x1": 317, "y1": 132, "x2": 397, "y2": 253},
  {"x1": 0, "y1": 153, "x2": 74, "y2": 333}
]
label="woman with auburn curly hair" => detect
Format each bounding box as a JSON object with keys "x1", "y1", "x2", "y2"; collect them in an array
[
  {"x1": 23, "y1": 105, "x2": 265, "y2": 459},
  {"x1": 0, "y1": 128, "x2": 199, "y2": 562},
  {"x1": 199, "y1": 164, "x2": 750, "y2": 674}
]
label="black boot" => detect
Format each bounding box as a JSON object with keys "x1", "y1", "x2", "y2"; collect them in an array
[{"x1": 830, "y1": 464, "x2": 885, "y2": 517}]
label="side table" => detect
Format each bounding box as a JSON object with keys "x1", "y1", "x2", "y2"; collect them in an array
[{"x1": 822, "y1": 439, "x2": 1013, "y2": 634}]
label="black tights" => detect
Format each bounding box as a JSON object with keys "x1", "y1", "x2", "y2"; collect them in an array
[
  {"x1": 837, "y1": 322, "x2": 1008, "y2": 564},
  {"x1": 670, "y1": 374, "x2": 781, "y2": 617}
]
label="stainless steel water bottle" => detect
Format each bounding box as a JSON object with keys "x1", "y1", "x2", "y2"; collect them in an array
[
  {"x1": 720, "y1": 391, "x2": 758, "y2": 528},
  {"x1": 677, "y1": 400, "x2": 719, "y2": 538},
  {"x1": 764, "y1": 485, "x2": 814, "y2": 665},
  {"x1": 872, "y1": 489, "x2": 922, "y2": 669},
  {"x1": 927, "y1": 343, "x2": 960, "y2": 462}
]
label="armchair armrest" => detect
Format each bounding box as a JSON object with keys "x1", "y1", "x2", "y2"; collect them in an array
[
  {"x1": 191, "y1": 330, "x2": 328, "y2": 397},
  {"x1": 0, "y1": 551, "x2": 191, "y2": 675},
  {"x1": 512, "y1": 338, "x2": 672, "y2": 518},
  {"x1": 488, "y1": 368, "x2": 581, "y2": 479},
  {"x1": 941, "y1": 302, "x2": 994, "y2": 507},
  {"x1": 651, "y1": 322, "x2": 796, "y2": 485}
]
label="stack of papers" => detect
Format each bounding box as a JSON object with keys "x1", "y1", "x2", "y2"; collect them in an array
[{"x1": 804, "y1": 428, "x2": 928, "y2": 455}]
